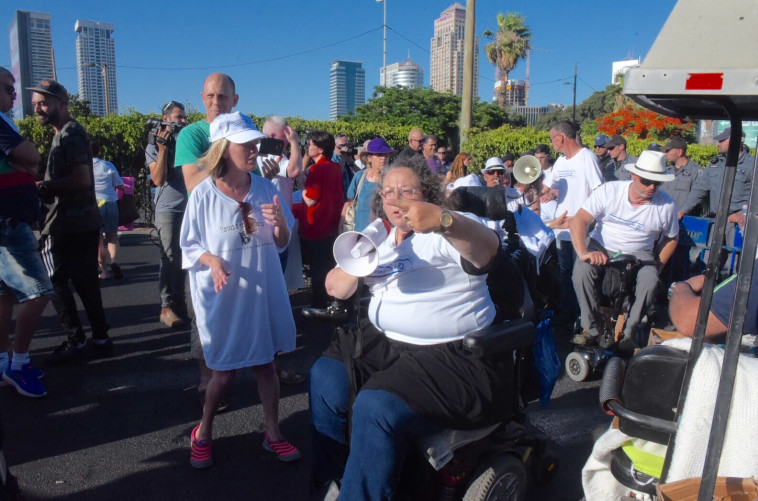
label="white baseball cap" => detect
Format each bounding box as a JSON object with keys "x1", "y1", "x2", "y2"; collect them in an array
[{"x1": 210, "y1": 112, "x2": 266, "y2": 144}]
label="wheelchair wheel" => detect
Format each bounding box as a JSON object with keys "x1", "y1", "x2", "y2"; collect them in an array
[
  {"x1": 565, "y1": 352, "x2": 590, "y2": 382},
  {"x1": 463, "y1": 454, "x2": 527, "y2": 501}
]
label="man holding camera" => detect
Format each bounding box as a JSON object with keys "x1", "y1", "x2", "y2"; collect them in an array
[
  {"x1": 145, "y1": 101, "x2": 188, "y2": 328},
  {"x1": 333, "y1": 134, "x2": 356, "y2": 200}
]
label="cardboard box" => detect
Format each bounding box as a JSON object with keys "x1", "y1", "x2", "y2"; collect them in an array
[
  {"x1": 657, "y1": 477, "x2": 758, "y2": 501},
  {"x1": 648, "y1": 328, "x2": 687, "y2": 347}
]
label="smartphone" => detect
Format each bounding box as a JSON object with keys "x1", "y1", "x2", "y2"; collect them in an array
[{"x1": 258, "y1": 137, "x2": 285, "y2": 157}]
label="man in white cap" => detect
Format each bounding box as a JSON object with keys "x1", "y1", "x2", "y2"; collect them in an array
[
  {"x1": 569, "y1": 150, "x2": 679, "y2": 350},
  {"x1": 480, "y1": 157, "x2": 507, "y2": 188}
]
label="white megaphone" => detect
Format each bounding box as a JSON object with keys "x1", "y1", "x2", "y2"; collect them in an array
[
  {"x1": 513, "y1": 155, "x2": 542, "y2": 185},
  {"x1": 333, "y1": 218, "x2": 391, "y2": 277}
]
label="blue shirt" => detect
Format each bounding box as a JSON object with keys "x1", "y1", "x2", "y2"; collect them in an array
[
  {"x1": 711, "y1": 258, "x2": 758, "y2": 335},
  {"x1": 346, "y1": 170, "x2": 378, "y2": 232}
]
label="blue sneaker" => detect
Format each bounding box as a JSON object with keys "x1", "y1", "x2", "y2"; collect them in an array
[
  {"x1": 3, "y1": 365, "x2": 48, "y2": 398},
  {"x1": 0, "y1": 363, "x2": 43, "y2": 387}
]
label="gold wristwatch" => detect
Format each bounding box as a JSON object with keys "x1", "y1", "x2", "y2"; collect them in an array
[{"x1": 436, "y1": 208, "x2": 454, "y2": 234}]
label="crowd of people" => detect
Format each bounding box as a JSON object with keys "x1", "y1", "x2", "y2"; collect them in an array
[{"x1": 1, "y1": 64, "x2": 756, "y2": 500}]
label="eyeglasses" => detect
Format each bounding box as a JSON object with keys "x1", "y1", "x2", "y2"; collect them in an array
[
  {"x1": 436, "y1": 151, "x2": 446, "y2": 156},
  {"x1": 639, "y1": 178, "x2": 662, "y2": 187},
  {"x1": 2, "y1": 83, "x2": 16, "y2": 96},
  {"x1": 380, "y1": 186, "x2": 422, "y2": 200},
  {"x1": 337, "y1": 143, "x2": 348, "y2": 149},
  {"x1": 238, "y1": 201, "x2": 257, "y2": 235},
  {"x1": 549, "y1": 133, "x2": 562, "y2": 142},
  {"x1": 427, "y1": 143, "x2": 437, "y2": 148}
]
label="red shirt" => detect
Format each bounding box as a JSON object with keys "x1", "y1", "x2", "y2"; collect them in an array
[{"x1": 296, "y1": 156, "x2": 344, "y2": 240}]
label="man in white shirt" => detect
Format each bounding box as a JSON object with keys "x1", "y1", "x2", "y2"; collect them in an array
[
  {"x1": 570, "y1": 151, "x2": 679, "y2": 350},
  {"x1": 541, "y1": 120, "x2": 604, "y2": 328}
]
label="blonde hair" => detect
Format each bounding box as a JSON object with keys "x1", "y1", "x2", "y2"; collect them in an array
[{"x1": 197, "y1": 138, "x2": 230, "y2": 179}]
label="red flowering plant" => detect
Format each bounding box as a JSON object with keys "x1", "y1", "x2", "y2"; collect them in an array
[{"x1": 596, "y1": 105, "x2": 695, "y2": 141}]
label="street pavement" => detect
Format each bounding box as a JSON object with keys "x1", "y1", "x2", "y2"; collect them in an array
[{"x1": 2, "y1": 230, "x2": 610, "y2": 500}]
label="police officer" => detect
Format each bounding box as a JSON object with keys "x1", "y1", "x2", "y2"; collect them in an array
[
  {"x1": 660, "y1": 137, "x2": 703, "y2": 282},
  {"x1": 603, "y1": 135, "x2": 637, "y2": 182},
  {"x1": 593, "y1": 134, "x2": 612, "y2": 177},
  {"x1": 678, "y1": 127, "x2": 754, "y2": 277}
]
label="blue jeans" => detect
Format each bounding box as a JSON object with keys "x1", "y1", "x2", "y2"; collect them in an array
[
  {"x1": 309, "y1": 356, "x2": 436, "y2": 500},
  {"x1": 556, "y1": 238, "x2": 579, "y2": 321},
  {"x1": 154, "y1": 211, "x2": 186, "y2": 308}
]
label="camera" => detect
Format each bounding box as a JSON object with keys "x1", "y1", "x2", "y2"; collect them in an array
[{"x1": 147, "y1": 118, "x2": 186, "y2": 147}]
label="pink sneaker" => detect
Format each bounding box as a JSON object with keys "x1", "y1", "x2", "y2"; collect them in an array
[
  {"x1": 262, "y1": 432, "x2": 301, "y2": 462},
  {"x1": 190, "y1": 424, "x2": 213, "y2": 469}
]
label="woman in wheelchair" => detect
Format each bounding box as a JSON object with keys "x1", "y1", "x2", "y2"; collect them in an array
[{"x1": 308, "y1": 155, "x2": 511, "y2": 500}]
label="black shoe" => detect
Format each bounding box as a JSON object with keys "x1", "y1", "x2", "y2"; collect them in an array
[
  {"x1": 110, "y1": 263, "x2": 124, "y2": 279},
  {"x1": 92, "y1": 338, "x2": 114, "y2": 358},
  {"x1": 301, "y1": 304, "x2": 348, "y2": 324},
  {"x1": 47, "y1": 339, "x2": 94, "y2": 365}
]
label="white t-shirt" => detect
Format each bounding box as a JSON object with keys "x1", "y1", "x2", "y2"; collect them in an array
[
  {"x1": 364, "y1": 213, "x2": 495, "y2": 345},
  {"x1": 257, "y1": 154, "x2": 293, "y2": 207},
  {"x1": 93, "y1": 158, "x2": 123, "y2": 202},
  {"x1": 582, "y1": 181, "x2": 679, "y2": 253},
  {"x1": 550, "y1": 148, "x2": 603, "y2": 241},
  {"x1": 181, "y1": 174, "x2": 296, "y2": 370},
  {"x1": 541, "y1": 166, "x2": 554, "y2": 188}
]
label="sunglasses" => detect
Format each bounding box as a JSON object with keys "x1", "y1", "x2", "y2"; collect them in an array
[
  {"x1": 639, "y1": 178, "x2": 662, "y2": 187},
  {"x1": 483, "y1": 169, "x2": 504, "y2": 176},
  {"x1": 162, "y1": 100, "x2": 183, "y2": 114},
  {"x1": 2, "y1": 83, "x2": 16, "y2": 96},
  {"x1": 238, "y1": 201, "x2": 257, "y2": 235}
]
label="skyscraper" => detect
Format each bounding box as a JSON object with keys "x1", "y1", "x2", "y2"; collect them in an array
[
  {"x1": 75, "y1": 20, "x2": 117, "y2": 116},
  {"x1": 329, "y1": 60, "x2": 365, "y2": 121},
  {"x1": 430, "y1": 3, "x2": 478, "y2": 98},
  {"x1": 8, "y1": 10, "x2": 55, "y2": 118},
  {"x1": 380, "y1": 57, "x2": 424, "y2": 89},
  {"x1": 493, "y1": 79, "x2": 526, "y2": 106}
]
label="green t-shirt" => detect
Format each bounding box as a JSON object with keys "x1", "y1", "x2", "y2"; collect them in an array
[{"x1": 174, "y1": 120, "x2": 210, "y2": 169}]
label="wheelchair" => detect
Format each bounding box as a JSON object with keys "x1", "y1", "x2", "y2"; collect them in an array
[
  {"x1": 319, "y1": 188, "x2": 559, "y2": 500},
  {"x1": 565, "y1": 254, "x2": 646, "y2": 382}
]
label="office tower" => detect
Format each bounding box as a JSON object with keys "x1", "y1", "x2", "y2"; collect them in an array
[
  {"x1": 380, "y1": 57, "x2": 424, "y2": 89},
  {"x1": 8, "y1": 10, "x2": 55, "y2": 118},
  {"x1": 493, "y1": 79, "x2": 526, "y2": 106},
  {"x1": 329, "y1": 60, "x2": 365, "y2": 121},
  {"x1": 75, "y1": 19, "x2": 117, "y2": 116},
  {"x1": 430, "y1": 3, "x2": 478, "y2": 97}
]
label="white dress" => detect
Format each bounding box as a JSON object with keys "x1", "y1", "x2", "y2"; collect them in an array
[{"x1": 180, "y1": 174, "x2": 296, "y2": 370}]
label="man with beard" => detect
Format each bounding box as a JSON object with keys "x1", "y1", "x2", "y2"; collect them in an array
[
  {"x1": 570, "y1": 151, "x2": 678, "y2": 351},
  {"x1": 30, "y1": 80, "x2": 112, "y2": 364}
]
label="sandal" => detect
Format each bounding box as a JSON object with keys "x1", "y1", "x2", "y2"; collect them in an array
[
  {"x1": 262, "y1": 432, "x2": 301, "y2": 462},
  {"x1": 190, "y1": 424, "x2": 213, "y2": 469},
  {"x1": 278, "y1": 368, "x2": 305, "y2": 385}
]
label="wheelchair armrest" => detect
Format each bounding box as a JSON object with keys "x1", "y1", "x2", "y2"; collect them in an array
[{"x1": 462, "y1": 319, "x2": 535, "y2": 357}]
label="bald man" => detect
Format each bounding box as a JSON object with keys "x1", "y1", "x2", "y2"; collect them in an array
[
  {"x1": 174, "y1": 73, "x2": 239, "y2": 412},
  {"x1": 395, "y1": 128, "x2": 425, "y2": 164},
  {"x1": 175, "y1": 73, "x2": 239, "y2": 193}
]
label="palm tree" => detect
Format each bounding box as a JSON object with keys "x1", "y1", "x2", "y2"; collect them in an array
[{"x1": 483, "y1": 12, "x2": 532, "y2": 108}]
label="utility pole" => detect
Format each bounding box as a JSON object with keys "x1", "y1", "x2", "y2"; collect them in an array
[
  {"x1": 572, "y1": 64, "x2": 577, "y2": 125},
  {"x1": 460, "y1": 0, "x2": 475, "y2": 147},
  {"x1": 377, "y1": 0, "x2": 387, "y2": 87}
]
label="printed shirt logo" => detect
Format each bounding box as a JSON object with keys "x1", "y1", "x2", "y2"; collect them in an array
[{"x1": 606, "y1": 213, "x2": 644, "y2": 232}]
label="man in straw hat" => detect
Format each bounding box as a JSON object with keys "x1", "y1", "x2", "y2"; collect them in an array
[{"x1": 569, "y1": 150, "x2": 679, "y2": 351}]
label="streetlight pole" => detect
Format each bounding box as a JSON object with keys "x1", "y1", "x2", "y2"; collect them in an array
[
  {"x1": 572, "y1": 64, "x2": 577, "y2": 125},
  {"x1": 377, "y1": 0, "x2": 387, "y2": 87},
  {"x1": 85, "y1": 62, "x2": 110, "y2": 115}
]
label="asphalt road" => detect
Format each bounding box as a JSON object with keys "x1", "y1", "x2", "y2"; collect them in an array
[{"x1": 1, "y1": 230, "x2": 610, "y2": 500}]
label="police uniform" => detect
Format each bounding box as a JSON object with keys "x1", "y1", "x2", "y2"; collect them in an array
[
  {"x1": 661, "y1": 158, "x2": 704, "y2": 281},
  {"x1": 661, "y1": 159, "x2": 703, "y2": 212},
  {"x1": 605, "y1": 154, "x2": 637, "y2": 182}
]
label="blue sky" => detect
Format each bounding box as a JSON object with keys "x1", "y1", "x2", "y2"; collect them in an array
[{"x1": 3, "y1": 0, "x2": 677, "y2": 120}]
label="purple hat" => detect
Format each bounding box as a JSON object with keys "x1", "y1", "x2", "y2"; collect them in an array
[{"x1": 364, "y1": 137, "x2": 397, "y2": 155}]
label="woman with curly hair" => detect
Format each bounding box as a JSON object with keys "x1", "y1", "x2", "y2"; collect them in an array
[{"x1": 309, "y1": 155, "x2": 508, "y2": 499}]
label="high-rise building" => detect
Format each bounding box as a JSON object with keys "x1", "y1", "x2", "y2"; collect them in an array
[
  {"x1": 75, "y1": 19, "x2": 117, "y2": 116},
  {"x1": 329, "y1": 60, "x2": 365, "y2": 121},
  {"x1": 8, "y1": 10, "x2": 55, "y2": 118},
  {"x1": 430, "y1": 3, "x2": 478, "y2": 97},
  {"x1": 493, "y1": 79, "x2": 526, "y2": 106},
  {"x1": 380, "y1": 57, "x2": 424, "y2": 89},
  {"x1": 511, "y1": 104, "x2": 564, "y2": 127}
]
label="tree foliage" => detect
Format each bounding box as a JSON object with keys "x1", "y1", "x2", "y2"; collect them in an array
[
  {"x1": 342, "y1": 85, "x2": 523, "y2": 149},
  {"x1": 483, "y1": 12, "x2": 532, "y2": 108},
  {"x1": 534, "y1": 83, "x2": 623, "y2": 133}
]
